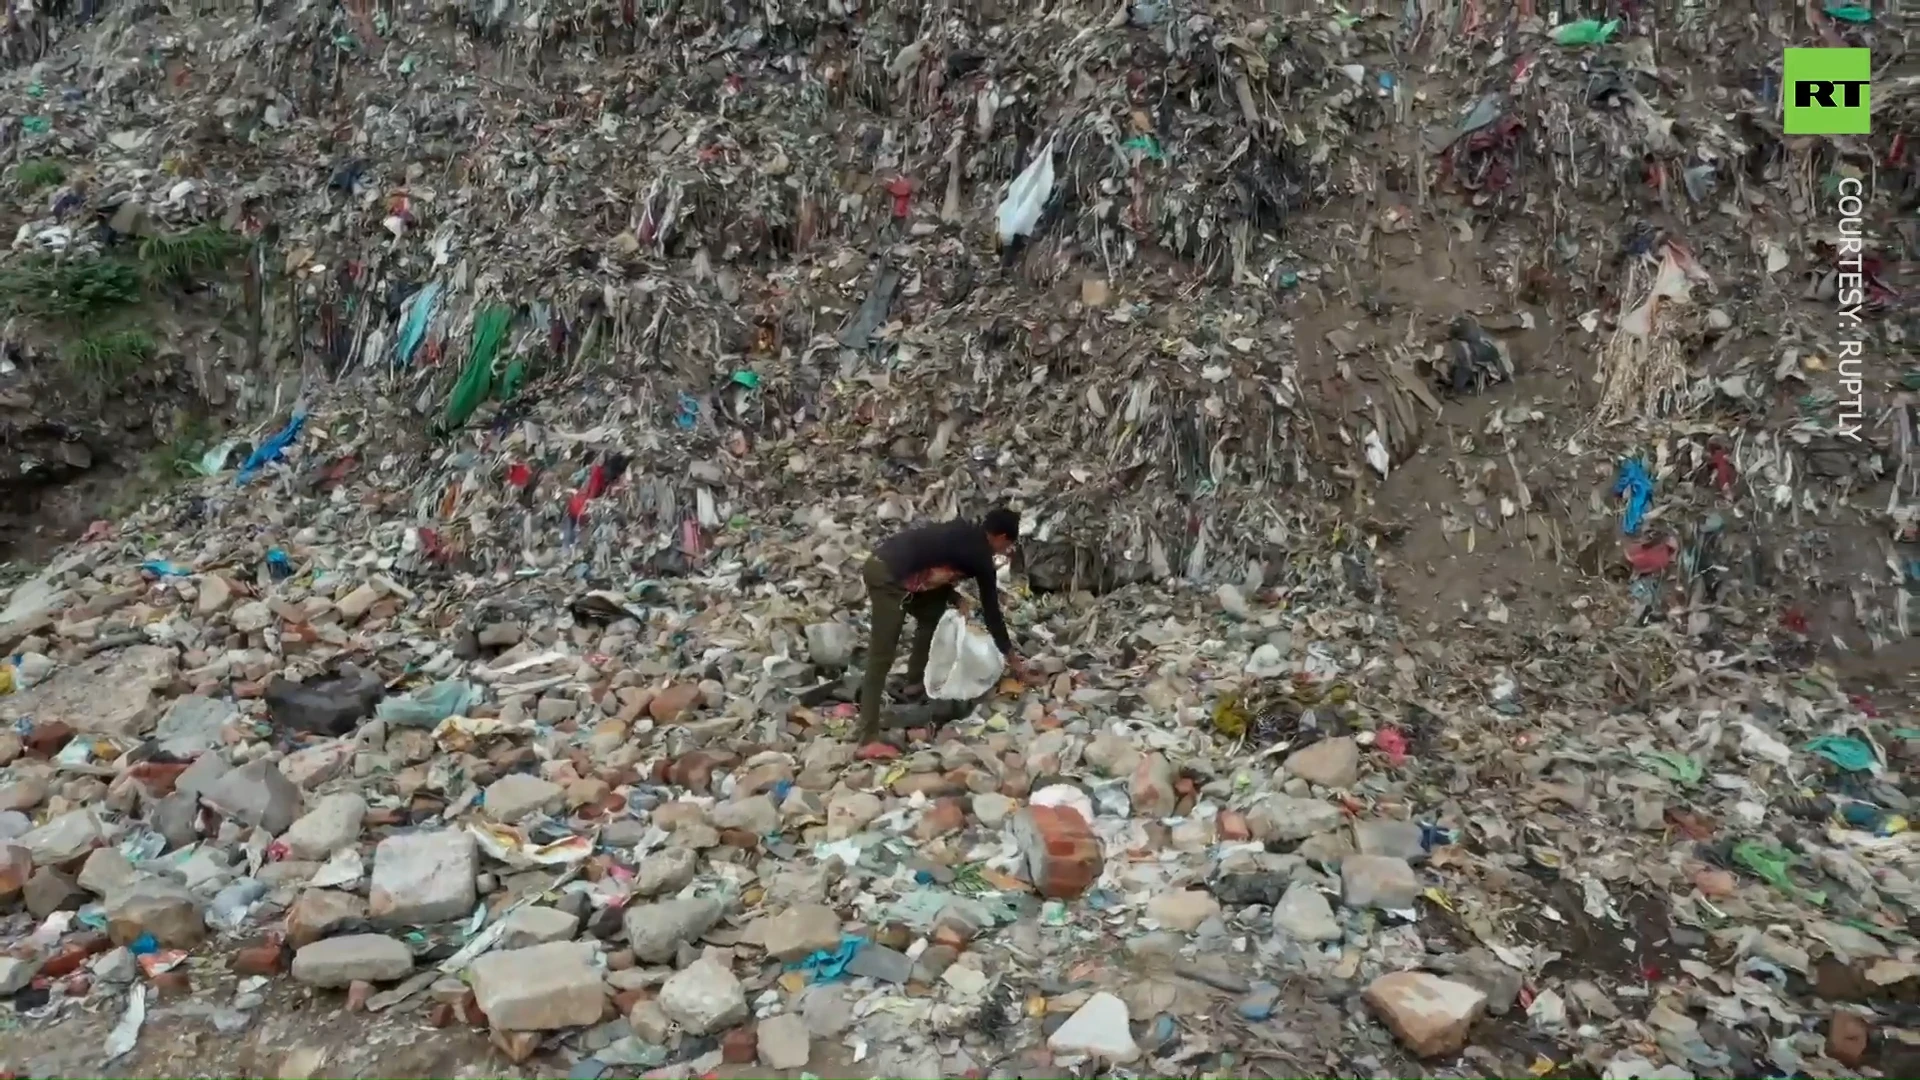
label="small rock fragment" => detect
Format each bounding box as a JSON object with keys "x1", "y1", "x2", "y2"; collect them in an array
[
  {"x1": 756, "y1": 1012, "x2": 811, "y2": 1070},
  {"x1": 1046, "y1": 991, "x2": 1140, "y2": 1063},
  {"x1": 1363, "y1": 971, "x2": 1487, "y2": 1057},
  {"x1": 469, "y1": 941, "x2": 605, "y2": 1031},
  {"x1": 291, "y1": 934, "x2": 414, "y2": 988},
  {"x1": 657, "y1": 957, "x2": 748, "y2": 1035},
  {"x1": 368, "y1": 830, "x2": 477, "y2": 928}
]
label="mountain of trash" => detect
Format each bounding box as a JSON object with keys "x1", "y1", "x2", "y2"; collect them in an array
[{"x1": 0, "y1": 0, "x2": 1916, "y2": 1077}]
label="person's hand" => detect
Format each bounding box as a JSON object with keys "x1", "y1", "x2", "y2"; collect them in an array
[
  {"x1": 952, "y1": 594, "x2": 972, "y2": 617},
  {"x1": 1005, "y1": 653, "x2": 1030, "y2": 681}
]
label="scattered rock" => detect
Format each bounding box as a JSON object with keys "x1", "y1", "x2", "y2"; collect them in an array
[
  {"x1": 469, "y1": 941, "x2": 606, "y2": 1031},
  {"x1": 623, "y1": 896, "x2": 724, "y2": 962},
  {"x1": 291, "y1": 934, "x2": 414, "y2": 988},
  {"x1": 1363, "y1": 971, "x2": 1487, "y2": 1058},
  {"x1": 369, "y1": 830, "x2": 477, "y2": 927},
  {"x1": 1146, "y1": 889, "x2": 1219, "y2": 932},
  {"x1": 1341, "y1": 855, "x2": 1421, "y2": 910},
  {"x1": 1271, "y1": 881, "x2": 1342, "y2": 942},
  {"x1": 756, "y1": 1012, "x2": 812, "y2": 1070},
  {"x1": 1283, "y1": 736, "x2": 1359, "y2": 788},
  {"x1": 657, "y1": 957, "x2": 748, "y2": 1035},
  {"x1": 1046, "y1": 991, "x2": 1140, "y2": 1064},
  {"x1": 281, "y1": 792, "x2": 367, "y2": 861},
  {"x1": 202, "y1": 759, "x2": 304, "y2": 836}
]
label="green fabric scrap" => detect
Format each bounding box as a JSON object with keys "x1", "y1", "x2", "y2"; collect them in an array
[
  {"x1": 1805, "y1": 734, "x2": 1876, "y2": 772},
  {"x1": 1637, "y1": 751, "x2": 1703, "y2": 787}
]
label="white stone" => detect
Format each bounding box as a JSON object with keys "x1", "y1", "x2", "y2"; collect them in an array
[
  {"x1": 469, "y1": 941, "x2": 605, "y2": 1031},
  {"x1": 632, "y1": 847, "x2": 698, "y2": 897},
  {"x1": 368, "y1": 830, "x2": 477, "y2": 927},
  {"x1": 757, "y1": 1012, "x2": 811, "y2": 1070},
  {"x1": 291, "y1": 934, "x2": 414, "y2": 988},
  {"x1": 483, "y1": 774, "x2": 563, "y2": 823},
  {"x1": 1342, "y1": 855, "x2": 1421, "y2": 910},
  {"x1": 1272, "y1": 881, "x2": 1342, "y2": 942},
  {"x1": 1046, "y1": 990, "x2": 1140, "y2": 1063},
  {"x1": 281, "y1": 792, "x2": 367, "y2": 861},
  {"x1": 1284, "y1": 736, "x2": 1360, "y2": 788},
  {"x1": 623, "y1": 896, "x2": 724, "y2": 962},
  {"x1": 657, "y1": 957, "x2": 747, "y2": 1035},
  {"x1": 763, "y1": 904, "x2": 842, "y2": 961},
  {"x1": 1146, "y1": 889, "x2": 1219, "y2": 932},
  {"x1": 1363, "y1": 970, "x2": 1487, "y2": 1057},
  {"x1": 496, "y1": 906, "x2": 580, "y2": 949}
]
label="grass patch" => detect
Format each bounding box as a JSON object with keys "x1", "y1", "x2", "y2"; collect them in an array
[
  {"x1": 0, "y1": 256, "x2": 143, "y2": 320},
  {"x1": 13, "y1": 159, "x2": 64, "y2": 195},
  {"x1": 61, "y1": 329, "x2": 156, "y2": 392},
  {"x1": 136, "y1": 225, "x2": 249, "y2": 284}
]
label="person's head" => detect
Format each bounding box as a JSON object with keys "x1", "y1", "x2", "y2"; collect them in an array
[{"x1": 982, "y1": 506, "x2": 1020, "y2": 556}]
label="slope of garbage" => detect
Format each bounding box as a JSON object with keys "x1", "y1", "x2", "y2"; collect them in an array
[{"x1": 0, "y1": 0, "x2": 1917, "y2": 1077}]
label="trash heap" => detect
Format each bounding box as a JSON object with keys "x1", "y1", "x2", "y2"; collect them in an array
[{"x1": 1, "y1": 0, "x2": 1918, "y2": 1077}]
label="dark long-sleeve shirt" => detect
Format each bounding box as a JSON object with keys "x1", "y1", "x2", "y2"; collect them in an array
[{"x1": 874, "y1": 519, "x2": 1015, "y2": 655}]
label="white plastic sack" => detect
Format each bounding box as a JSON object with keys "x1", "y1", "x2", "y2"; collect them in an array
[
  {"x1": 995, "y1": 138, "x2": 1056, "y2": 245},
  {"x1": 924, "y1": 608, "x2": 1005, "y2": 700}
]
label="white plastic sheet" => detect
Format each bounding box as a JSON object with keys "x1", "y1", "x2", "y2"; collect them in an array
[
  {"x1": 995, "y1": 139, "x2": 1056, "y2": 245},
  {"x1": 924, "y1": 609, "x2": 1005, "y2": 700}
]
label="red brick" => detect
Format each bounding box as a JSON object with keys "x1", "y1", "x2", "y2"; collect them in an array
[
  {"x1": 1217, "y1": 810, "x2": 1251, "y2": 841},
  {"x1": 649, "y1": 683, "x2": 702, "y2": 724},
  {"x1": 915, "y1": 798, "x2": 967, "y2": 840},
  {"x1": 1012, "y1": 804, "x2": 1102, "y2": 899},
  {"x1": 1830, "y1": 1012, "x2": 1869, "y2": 1067},
  {"x1": 721, "y1": 1026, "x2": 757, "y2": 1064}
]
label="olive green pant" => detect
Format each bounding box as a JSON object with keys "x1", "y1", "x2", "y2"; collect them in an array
[{"x1": 858, "y1": 555, "x2": 955, "y2": 741}]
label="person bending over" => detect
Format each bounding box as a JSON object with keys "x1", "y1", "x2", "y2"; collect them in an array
[{"x1": 855, "y1": 507, "x2": 1026, "y2": 744}]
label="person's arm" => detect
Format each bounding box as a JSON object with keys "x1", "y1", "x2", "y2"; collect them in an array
[{"x1": 963, "y1": 537, "x2": 1016, "y2": 656}]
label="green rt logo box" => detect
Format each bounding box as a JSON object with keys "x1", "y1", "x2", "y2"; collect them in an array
[{"x1": 1784, "y1": 48, "x2": 1871, "y2": 135}]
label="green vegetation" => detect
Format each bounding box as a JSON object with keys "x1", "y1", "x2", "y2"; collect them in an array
[
  {"x1": 0, "y1": 256, "x2": 144, "y2": 320},
  {"x1": 12, "y1": 158, "x2": 64, "y2": 195},
  {"x1": 136, "y1": 224, "x2": 249, "y2": 284},
  {"x1": 60, "y1": 329, "x2": 156, "y2": 392}
]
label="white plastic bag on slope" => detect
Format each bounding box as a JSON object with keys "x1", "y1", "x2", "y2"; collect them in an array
[
  {"x1": 996, "y1": 139, "x2": 1056, "y2": 245},
  {"x1": 924, "y1": 608, "x2": 1005, "y2": 700}
]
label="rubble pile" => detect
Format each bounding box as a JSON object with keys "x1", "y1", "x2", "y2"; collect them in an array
[{"x1": 0, "y1": 0, "x2": 1917, "y2": 1077}]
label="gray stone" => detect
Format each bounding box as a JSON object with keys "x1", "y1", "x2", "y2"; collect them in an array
[
  {"x1": 19, "y1": 808, "x2": 106, "y2": 865},
  {"x1": 106, "y1": 876, "x2": 205, "y2": 948},
  {"x1": 763, "y1": 904, "x2": 842, "y2": 961},
  {"x1": 201, "y1": 759, "x2": 303, "y2": 836},
  {"x1": 291, "y1": 933, "x2": 414, "y2": 988},
  {"x1": 804, "y1": 622, "x2": 854, "y2": 668},
  {"x1": 369, "y1": 830, "x2": 477, "y2": 927},
  {"x1": 497, "y1": 906, "x2": 581, "y2": 949},
  {"x1": 0, "y1": 644, "x2": 177, "y2": 736},
  {"x1": 801, "y1": 985, "x2": 855, "y2": 1036},
  {"x1": 77, "y1": 847, "x2": 136, "y2": 896},
  {"x1": 153, "y1": 696, "x2": 237, "y2": 759},
  {"x1": 709, "y1": 796, "x2": 779, "y2": 837},
  {"x1": 484, "y1": 774, "x2": 564, "y2": 823},
  {"x1": 657, "y1": 957, "x2": 747, "y2": 1035},
  {"x1": 1271, "y1": 881, "x2": 1342, "y2": 942},
  {"x1": 281, "y1": 792, "x2": 367, "y2": 860},
  {"x1": 0, "y1": 776, "x2": 46, "y2": 813},
  {"x1": 623, "y1": 896, "x2": 724, "y2": 963},
  {"x1": 631, "y1": 847, "x2": 697, "y2": 898},
  {"x1": 756, "y1": 1013, "x2": 811, "y2": 1070},
  {"x1": 1246, "y1": 795, "x2": 1343, "y2": 841},
  {"x1": 0, "y1": 956, "x2": 40, "y2": 995},
  {"x1": 25, "y1": 868, "x2": 87, "y2": 917},
  {"x1": 151, "y1": 791, "x2": 201, "y2": 850},
  {"x1": 1145, "y1": 890, "x2": 1219, "y2": 932},
  {"x1": 1341, "y1": 855, "x2": 1421, "y2": 910},
  {"x1": 469, "y1": 941, "x2": 605, "y2": 1031},
  {"x1": 174, "y1": 752, "x2": 231, "y2": 801},
  {"x1": 972, "y1": 792, "x2": 1015, "y2": 828},
  {"x1": 1354, "y1": 819, "x2": 1426, "y2": 861},
  {"x1": 627, "y1": 998, "x2": 672, "y2": 1042},
  {"x1": 1284, "y1": 737, "x2": 1360, "y2": 789}
]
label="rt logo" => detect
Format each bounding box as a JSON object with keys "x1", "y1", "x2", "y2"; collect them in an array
[{"x1": 1784, "y1": 47, "x2": 1871, "y2": 135}]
